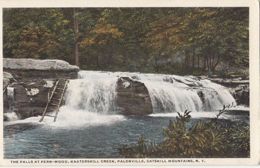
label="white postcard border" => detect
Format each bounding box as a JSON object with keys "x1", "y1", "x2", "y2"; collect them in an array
[{"x1": 0, "y1": 0, "x2": 259, "y2": 166}]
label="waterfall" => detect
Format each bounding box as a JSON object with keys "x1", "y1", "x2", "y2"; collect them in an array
[
  {"x1": 4, "y1": 71, "x2": 237, "y2": 127},
  {"x1": 62, "y1": 71, "x2": 236, "y2": 114},
  {"x1": 65, "y1": 71, "x2": 118, "y2": 113},
  {"x1": 4, "y1": 87, "x2": 19, "y2": 121},
  {"x1": 42, "y1": 71, "x2": 123, "y2": 127},
  {"x1": 7, "y1": 87, "x2": 15, "y2": 112},
  {"x1": 133, "y1": 74, "x2": 236, "y2": 112},
  {"x1": 4, "y1": 112, "x2": 18, "y2": 121},
  {"x1": 142, "y1": 81, "x2": 203, "y2": 112}
]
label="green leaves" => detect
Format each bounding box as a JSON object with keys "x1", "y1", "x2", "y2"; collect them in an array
[
  {"x1": 119, "y1": 109, "x2": 249, "y2": 158},
  {"x1": 143, "y1": 8, "x2": 248, "y2": 74},
  {"x1": 4, "y1": 8, "x2": 248, "y2": 74},
  {"x1": 4, "y1": 8, "x2": 73, "y2": 61}
]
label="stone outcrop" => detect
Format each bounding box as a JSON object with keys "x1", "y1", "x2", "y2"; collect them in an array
[
  {"x1": 5, "y1": 79, "x2": 56, "y2": 119},
  {"x1": 209, "y1": 77, "x2": 249, "y2": 87},
  {"x1": 3, "y1": 58, "x2": 78, "y2": 120},
  {"x1": 3, "y1": 72, "x2": 15, "y2": 90},
  {"x1": 208, "y1": 77, "x2": 249, "y2": 106},
  {"x1": 4, "y1": 58, "x2": 79, "y2": 71},
  {"x1": 229, "y1": 84, "x2": 249, "y2": 106},
  {"x1": 4, "y1": 58, "x2": 79, "y2": 79},
  {"x1": 116, "y1": 77, "x2": 153, "y2": 115},
  {"x1": 207, "y1": 77, "x2": 249, "y2": 106}
]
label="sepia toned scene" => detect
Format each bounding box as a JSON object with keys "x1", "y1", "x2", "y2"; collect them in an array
[{"x1": 3, "y1": 8, "x2": 249, "y2": 158}]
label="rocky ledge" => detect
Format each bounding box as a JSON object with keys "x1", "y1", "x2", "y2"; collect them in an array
[
  {"x1": 3, "y1": 72, "x2": 15, "y2": 90},
  {"x1": 199, "y1": 76, "x2": 249, "y2": 106},
  {"x1": 4, "y1": 58, "x2": 79, "y2": 79},
  {"x1": 4, "y1": 80, "x2": 56, "y2": 119},
  {"x1": 3, "y1": 58, "x2": 79, "y2": 120},
  {"x1": 208, "y1": 77, "x2": 249, "y2": 106},
  {"x1": 209, "y1": 77, "x2": 249, "y2": 88},
  {"x1": 229, "y1": 84, "x2": 249, "y2": 106}
]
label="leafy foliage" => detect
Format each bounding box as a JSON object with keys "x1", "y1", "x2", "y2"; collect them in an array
[
  {"x1": 119, "y1": 109, "x2": 249, "y2": 158},
  {"x1": 3, "y1": 8, "x2": 248, "y2": 76}
]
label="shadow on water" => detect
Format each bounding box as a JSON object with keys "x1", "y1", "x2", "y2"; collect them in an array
[{"x1": 4, "y1": 123, "x2": 42, "y2": 137}]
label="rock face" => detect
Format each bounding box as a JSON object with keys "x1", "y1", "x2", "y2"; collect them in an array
[
  {"x1": 4, "y1": 58, "x2": 79, "y2": 71},
  {"x1": 209, "y1": 78, "x2": 249, "y2": 87},
  {"x1": 3, "y1": 58, "x2": 79, "y2": 120},
  {"x1": 5, "y1": 80, "x2": 56, "y2": 119},
  {"x1": 4, "y1": 58, "x2": 79, "y2": 79},
  {"x1": 230, "y1": 84, "x2": 249, "y2": 106},
  {"x1": 208, "y1": 77, "x2": 249, "y2": 106},
  {"x1": 3, "y1": 72, "x2": 15, "y2": 90},
  {"x1": 3, "y1": 72, "x2": 16, "y2": 116},
  {"x1": 116, "y1": 77, "x2": 153, "y2": 115}
]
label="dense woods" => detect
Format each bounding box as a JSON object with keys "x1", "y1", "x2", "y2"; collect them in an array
[{"x1": 3, "y1": 8, "x2": 248, "y2": 75}]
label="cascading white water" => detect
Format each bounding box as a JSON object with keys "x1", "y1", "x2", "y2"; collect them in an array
[
  {"x1": 4, "y1": 71, "x2": 237, "y2": 127},
  {"x1": 4, "y1": 87, "x2": 19, "y2": 121},
  {"x1": 45, "y1": 71, "x2": 124, "y2": 128},
  {"x1": 142, "y1": 81, "x2": 203, "y2": 112},
  {"x1": 7, "y1": 87, "x2": 15, "y2": 112},
  {"x1": 61, "y1": 71, "x2": 236, "y2": 114},
  {"x1": 4, "y1": 112, "x2": 18, "y2": 121},
  {"x1": 133, "y1": 73, "x2": 237, "y2": 112},
  {"x1": 199, "y1": 80, "x2": 237, "y2": 110},
  {"x1": 65, "y1": 71, "x2": 118, "y2": 113}
]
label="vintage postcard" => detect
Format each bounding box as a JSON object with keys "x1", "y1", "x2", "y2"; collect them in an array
[{"x1": 0, "y1": 0, "x2": 259, "y2": 167}]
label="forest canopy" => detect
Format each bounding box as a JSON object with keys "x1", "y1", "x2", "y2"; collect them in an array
[{"x1": 3, "y1": 8, "x2": 249, "y2": 75}]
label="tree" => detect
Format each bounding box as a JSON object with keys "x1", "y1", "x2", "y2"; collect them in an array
[
  {"x1": 3, "y1": 8, "x2": 249, "y2": 76},
  {"x1": 80, "y1": 10, "x2": 124, "y2": 69},
  {"x1": 144, "y1": 8, "x2": 248, "y2": 74},
  {"x1": 3, "y1": 8, "x2": 72, "y2": 61},
  {"x1": 73, "y1": 8, "x2": 80, "y2": 66}
]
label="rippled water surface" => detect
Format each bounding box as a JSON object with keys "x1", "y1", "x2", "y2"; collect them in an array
[{"x1": 4, "y1": 112, "x2": 248, "y2": 158}]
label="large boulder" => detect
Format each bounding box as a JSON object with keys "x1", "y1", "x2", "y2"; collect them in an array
[
  {"x1": 116, "y1": 77, "x2": 153, "y2": 115},
  {"x1": 4, "y1": 58, "x2": 79, "y2": 71},
  {"x1": 3, "y1": 58, "x2": 79, "y2": 79}
]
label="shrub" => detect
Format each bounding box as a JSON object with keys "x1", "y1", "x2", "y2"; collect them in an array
[{"x1": 119, "y1": 108, "x2": 249, "y2": 158}]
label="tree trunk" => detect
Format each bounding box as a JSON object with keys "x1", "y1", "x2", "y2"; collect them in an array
[
  {"x1": 208, "y1": 55, "x2": 212, "y2": 71},
  {"x1": 73, "y1": 8, "x2": 79, "y2": 67},
  {"x1": 154, "y1": 51, "x2": 160, "y2": 73},
  {"x1": 203, "y1": 55, "x2": 207, "y2": 71},
  {"x1": 192, "y1": 48, "x2": 195, "y2": 70},
  {"x1": 212, "y1": 55, "x2": 221, "y2": 72},
  {"x1": 107, "y1": 40, "x2": 114, "y2": 69},
  {"x1": 205, "y1": 58, "x2": 208, "y2": 70},
  {"x1": 183, "y1": 51, "x2": 188, "y2": 71},
  {"x1": 197, "y1": 54, "x2": 200, "y2": 69}
]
